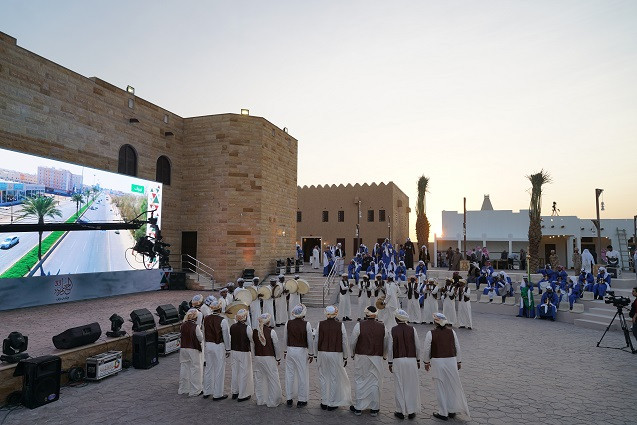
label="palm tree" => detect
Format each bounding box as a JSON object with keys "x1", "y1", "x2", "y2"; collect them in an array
[
  {"x1": 526, "y1": 170, "x2": 552, "y2": 272},
  {"x1": 71, "y1": 193, "x2": 84, "y2": 217},
  {"x1": 19, "y1": 195, "x2": 63, "y2": 260},
  {"x1": 415, "y1": 175, "x2": 431, "y2": 253}
]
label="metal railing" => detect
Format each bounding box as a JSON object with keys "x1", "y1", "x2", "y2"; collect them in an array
[
  {"x1": 169, "y1": 253, "x2": 215, "y2": 285},
  {"x1": 322, "y1": 259, "x2": 341, "y2": 307}
]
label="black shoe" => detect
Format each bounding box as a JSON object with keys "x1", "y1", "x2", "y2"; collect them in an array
[
  {"x1": 448, "y1": 413, "x2": 456, "y2": 418},
  {"x1": 213, "y1": 395, "x2": 228, "y2": 401},
  {"x1": 370, "y1": 410, "x2": 379, "y2": 417},
  {"x1": 327, "y1": 406, "x2": 338, "y2": 411},
  {"x1": 394, "y1": 412, "x2": 405, "y2": 419},
  {"x1": 459, "y1": 326, "x2": 465, "y2": 329},
  {"x1": 232, "y1": 393, "x2": 239, "y2": 400},
  {"x1": 468, "y1": 327, "x2": 472, "y2": 330},
  {"x1": 287, "y1": 399, "x2": 294, "y2": 407},
  {"x1": 489, "y1": 299, "x2": 493, "y2": 302},
  {"x1": 408, "y1": 413, "x2": 416, "y2": 419},
  {"x1": 203, "y1": 395, "x2": 210, "y2": 399},
  {"x1": 515, "y1": 315, "x2": 522, "y2": 317},
  {"x1": 433, "y1": 413, "x2": 448, "y2": 420},
  {"x1": 237, "y1": 395, "x2": 251, "y2": 402},
  {"x1": 321, "y1": 403, "x2": 328, "y2": 410},
  {"x1": 297, "y1": 401, "x2": 307, "y2": 408}
]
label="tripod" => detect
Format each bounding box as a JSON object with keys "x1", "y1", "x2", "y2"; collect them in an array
[{"x1": 596, "y1": 305, "x2": 637, "y2": 354}]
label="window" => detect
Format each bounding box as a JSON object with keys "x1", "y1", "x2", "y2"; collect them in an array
[
  {"x1": 367, "y1": 209, "x2": 374, "y2": 222},
  {"x1": 297, "y1": 211, "x2": 302, "y2": 222},
  {"x1": 163, "y1": 114, "x2": 169, "y2": 124},
  {"x1": 338, "y1": 210, "x2": 344, "y2": 222},
  {"x1": 118, "y1": 144, "x2": 137, "y2": 176},
  {"x1": 156, "y1": 155, "x2": 171, "y2": 185},
  {"x1": 379, "y1": 210, "x2": 386, "y2": 222},
  {"x1": 128, "y1": 98, "x2": 134, "y2": 109},
  {"x1": 322, "y1": 211, "x2": 329, "y2": 222}
]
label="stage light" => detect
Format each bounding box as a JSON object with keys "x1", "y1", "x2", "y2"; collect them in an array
[
  {"x1": 1, "y1": 331, "x2": 29, "y2": 363},
  {"x1": 106, "y1": 314, "x2": 126, "y2": 337},
  {"x1": 130, "y1": 309, "x2": 156, "y2": 332},
  {"x1": 156, "y1": 304, "x2": 180, "y2": 325},
  {"x1": 241, "y1": 108, "x2": 249, "y2": 115},
  {"x1": 126, "y1": 85, "x2": 135, "y2": 94},
  {"x1": 178, "y1": 301, "x2": 190, "y2": 321}
]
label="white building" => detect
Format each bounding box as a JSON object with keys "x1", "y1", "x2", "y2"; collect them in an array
[{"x1": 434, "y1": 195, "x2": 635, "y2": 270}]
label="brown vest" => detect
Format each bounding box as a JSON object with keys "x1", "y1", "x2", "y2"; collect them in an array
[
  {"x1": 230, "y1": 321, "x2": 251, "y2": 352},
  {"x1": 204, "y1": 313, "x2": 224, "y2": 344},
  {"x1": 317, "y1": 319, "x2": 342, "y2": 353},
  {"x1": 430, "y1": 326, "x2": 457, "y2": 359},
  {"x1": 180, "y1": 320, "x2": 201, "y2": 351},
  {"x1": 253, "y1": 328, "x2": 276, "y2": 357},
  {"x1": 355, "y1": 319, "x2": 385, "y2": 357},
  {"x1": 391, "y1": 323, "x2": 417, "y2": 359},
  {"x1": 286, "y1": 318, "x2": 309, "y2": 348}
]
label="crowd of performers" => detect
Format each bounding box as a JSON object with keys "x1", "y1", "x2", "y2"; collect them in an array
[{"x1": 178, "y1": 276, "x2": 470, "y2": 421}]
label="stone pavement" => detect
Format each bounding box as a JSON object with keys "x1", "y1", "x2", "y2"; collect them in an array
[{"x1": 2, "y1": 309, "x2": 636, "y2": 425}]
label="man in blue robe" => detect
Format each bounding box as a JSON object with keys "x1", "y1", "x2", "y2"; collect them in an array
[{"x1": 593, "y1": 267, "x2": 611, "y2": 300}]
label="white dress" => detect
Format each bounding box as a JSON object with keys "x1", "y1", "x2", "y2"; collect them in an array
[{"x1": 314, "y1": 321, "x2": 352, "y2": 407}]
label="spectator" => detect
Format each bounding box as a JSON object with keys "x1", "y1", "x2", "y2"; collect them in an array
[{"x1": 519, "y1": 249, "x2": 527, "y2": 271}]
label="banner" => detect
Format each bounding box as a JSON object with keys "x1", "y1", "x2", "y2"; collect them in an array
[{"x1": 0, "y1": 269, "x2": 167, "y2": 311}]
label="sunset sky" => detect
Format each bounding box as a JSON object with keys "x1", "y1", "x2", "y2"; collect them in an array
[{"x1": 2, "y1": 0, "x2": 636, "y2": 239}]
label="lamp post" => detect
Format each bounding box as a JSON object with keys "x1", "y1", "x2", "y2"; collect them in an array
[
  {"x1": 463, "y1": 197, "x2": 467, "y2": 260},
  {"x1": 388, "y1": 215, "x2": 391, "y2": 241},
  {"x1": 355, "y1": 198, "x2": 361, "y2": 253},
  {"x1": 595, "y1": 189, "x2": 603, "y2": 264}
]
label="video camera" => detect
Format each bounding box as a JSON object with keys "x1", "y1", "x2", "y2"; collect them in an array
[{"x1": 604, "y1": 291, "x2": 630, "y2": 308}]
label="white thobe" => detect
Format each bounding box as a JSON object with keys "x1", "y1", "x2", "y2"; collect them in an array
[
  {"x1": 178, "y1": 325, "x2": 204, "y2": 396},
  {"x1": 231, "y1": 325, "x2": 254, "y2": 399},
  {"x1": 312, "y1": 248, "x2": 320, "y2": 269},
  {"x1": 424, "y1": 329, "x2": 470, "y2": 418},
  {"x1": 457, "y1": 288, "x2": 472, "y2": 328},
  {"x1": 250, "y1": 298, "x2": 262, "y2": 328},
  {"x1": 252, "y1": 329, "x2": 283, "y2": 407},
  {"x1": 314, "y1": 321, "x2": 352, "y2": 407},
  {"x1": 203, "y1": 316, "x2": 231, "y2": 397},
  {"x1": 262, "y1": 296, "x2": 275, "y2": 327},
  {"x1": 406, "y1": 287, "x2": 421, "y2": 324},
  {"x1": 338, "y1": 279, "x2": 352, "y2": 319},
  {"x1": 380, "y1": 282, "x2": 399, "y2": 330},
  {"x1": 275, "y1": 283, "x2": 288, "y2": 325},
  {"x1": 442, "y1": 289, "x2": 457, "y2": 326},
  {"x1": 283, "y1": 320, "x2": 314, "y2": 402},
  {"x1": 350, "y1": 321, "x2": 388, "y2": 411},
  {"x1": 387, "y1": 326, "x2": 421, "y2": 416},
  {"x1": 422, "y1": 285, "x2": 438, "y2": 323},
  {"x1": 288, "y1": 292, "x2": 301, "y2": 317},
  {"x1": 200, "y1": 304, "x2": 212, "y2": 318},
  {"x1": 357, "y1": 283, "x2": 372, "y2": 320}
]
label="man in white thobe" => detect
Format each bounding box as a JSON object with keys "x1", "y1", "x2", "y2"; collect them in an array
[
  {"x1": 201, "y1": 295, "x2": 213, "y2": 318},
  {"x1": 314, "y1": 305, "x2": 352, "y2": 411},
  {"x1": 252, "y1": 313, "x2": 283, "y2": 407},
  {"x1": 349, "y1": 306, "x2": 387, "y2": 417},
  {"x1": 312, "y1": 246, "x2": 320, "y2": 269},
  {"x1": 424, "y1": 312, "x2": 470, "y2": 421},
  {"x1": 283, "y1": 304, "x2": 314, "y2": 407},
  {"x1": 191, "y1": 294, "x2": 204, "y2": 327},
  {"x1": 442, "y1": 280, "x2": 457, "y2": 326},
  {"x1": 288, "y1": 275, "x2": 302, "y2": 318},
  {"x1": 275, "y1": 275, "x2": 288, "y2": 326},
  {"x1": 456, "y1": 280, "x2": 473, "y2": 329},
  {"x1": 249, "y1": 277, "x2": 262, "y2": 329},
  {"x1": 388, "y1": 309, "x2": 421, "y2": 420},
  {"x1": 229, "y1": 309, "x2": 254, "y2": 402},
  {"x1": 178, "y1": 309, "x2": 204, "y2": 396},
  {"x1": 262, "y1": 277, "x2": 277, "y2": 327},
  {"x1": 380, "y1": 277, "x2": 399, "y2": 330},
  {"x1": 357, "y1": 275, "x2": 372, "y2": 321},
  {"x1": 202, "y1": 298, "x2": 231, "y2": 400},
  {"x1": 406, "y1": 276, "x2": 421, "y2": 324},
  {"x1": 338, "y1": 274, "x2": 353, "y2": 321}
]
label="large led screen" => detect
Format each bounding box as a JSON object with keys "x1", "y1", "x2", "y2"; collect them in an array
[{"x1": 0, "y1": 148, "x2": 162, "y2": 278}]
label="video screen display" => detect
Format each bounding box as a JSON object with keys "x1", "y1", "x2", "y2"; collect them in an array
[{"x1": 0, "y1": 147, "x2": 162, "y2": 278}]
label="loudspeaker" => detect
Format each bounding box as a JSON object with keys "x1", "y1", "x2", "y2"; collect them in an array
[
  {"x1": 52, "y1": 322, "x2": 101, "y2": 349},
  {"x1": 130, "y1": 308, "x2": 156, "y2": 332},
  {"x1": 156, "y1": 304, "x2": 179, "y2": 325},
  {"x1": 168, "y1": 272, "x2": 186, "y2": 290},
  {"x1": 13, "y1": 355, "x2": 61, "y2": 409},
  {"x1": 132, "y1": 330, "x2": 158, "y2": 369}
]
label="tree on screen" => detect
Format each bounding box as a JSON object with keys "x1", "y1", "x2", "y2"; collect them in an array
[{"x1": 19, "y1": 195, "x2": 63, "y2": 260}]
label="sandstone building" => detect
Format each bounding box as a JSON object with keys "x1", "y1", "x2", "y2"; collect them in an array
[
  {"x1": 0, "y1": 32, "x2": 297, "y2": 282},
  {"x1": 296, "y1": 182, "x2": 410, "y2": 260}
]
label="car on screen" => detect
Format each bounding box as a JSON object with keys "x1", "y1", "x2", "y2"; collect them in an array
[{"x1": 1, "y1": 236, "x2": 19, "y2": 249}]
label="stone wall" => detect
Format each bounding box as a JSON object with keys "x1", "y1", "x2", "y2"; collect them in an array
[{"x1": 0, "y1": 31, "x2": 297, "y2": 283}]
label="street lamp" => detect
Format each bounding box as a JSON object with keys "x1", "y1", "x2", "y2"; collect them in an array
[
  {"x1": 388, "y1": 215, "x2": 391, "y2": 241},
  {"x1": 595, "y1": 189, "x2": 603, "y2": 264},
  {"x1": 355, "y1": 198, "x2": 361, "y2": 253}
]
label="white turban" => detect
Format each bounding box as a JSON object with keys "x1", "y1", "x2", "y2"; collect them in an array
[
  {"x1": 364, "y1": 306, "x2": 378, "y2": 318},
  {"x1": 395, "y1": 309, "x2": 409, "y2": 323},
  {"x1": 325, "y1": 305, "x2": 338, "y2": 318},
  {"x1": 185, "y1": 308, "x2": 199, "y2": 322},
  {"x1": 291, "y1": 304, "x2": 307, "y2": 319},
  {"x1": 257, "y1": 313, "x2": 271, "y2": 346},
  {"x1": 204, "y1": 295, "x2": 215, "y2": 306},
  {"x1": 191, "y1": 294, "x2": 203, "y2": 307},
  {"x1": 235, "y1": 309, "x2": 248, "y2": 322},
  {"x1": 433, "y1": 312, "x2": 448, "y2": 326},
  {"x1": 210, "y1": 297, "x2": 222, "y2": 311}
]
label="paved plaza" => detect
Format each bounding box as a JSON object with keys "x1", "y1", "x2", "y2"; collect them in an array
[{"x1": 2, "y1": 305, "x2": 636, "y2": 425}]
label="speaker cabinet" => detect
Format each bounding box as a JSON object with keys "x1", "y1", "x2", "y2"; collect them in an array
[
  {"x1": 132, "y1": 330, "x2": 158, "y2": 369},
  {"x1": 156, "y1": 304, "x2": 179, "y2": 325},
  {"x1": 14, "y1": 355, "x2": 61, "y2": 409},
  {"x1": 52, "y1": 322, "x2": 101, "y2": 349},
  {"x1": 130, "y1": 308, "x2": 156, "y2": 332}
]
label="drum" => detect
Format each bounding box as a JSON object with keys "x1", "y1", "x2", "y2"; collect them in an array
[
  {"x1": 225, "y1": 301, "x2": 249, "y2": 319},
  {"x1": 375, "y1": 295, "x2": 386, "y2": 310},
  {"x1": 247, "y1": 286, "x2": 258, "y2": 301},
  {"x1": 296, "y1": 279, "x2": 310, "y2": 294},
  {"x1": 257, "y1": 285, "x2": 272, "y2": 300},
  {"x1": 285, "y1": 280, "x2": 298, "y2": 294},
  {"x1": 272, "y1": 285, "x2": 283, "y2": 298},
  {"x1": 234, "y1": 289, "x2": 252, "y2": 306}
]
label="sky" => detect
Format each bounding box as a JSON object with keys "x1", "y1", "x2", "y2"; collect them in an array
[{"x1": 1, "y1": 0, "x2": 636, "y2": 239}]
